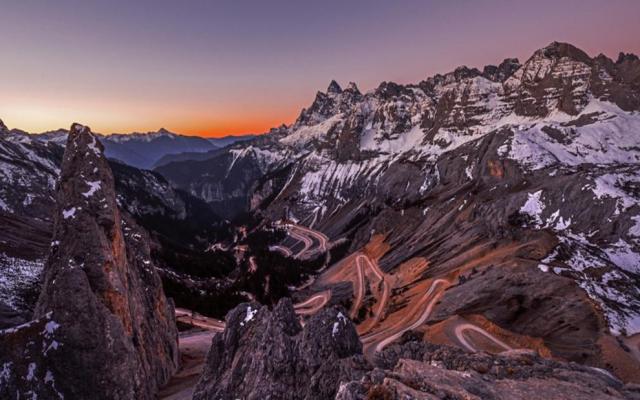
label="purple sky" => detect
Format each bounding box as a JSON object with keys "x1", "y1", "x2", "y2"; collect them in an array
[{"x1": 1, "y1": 0, "x2": 639, "y2": 136}]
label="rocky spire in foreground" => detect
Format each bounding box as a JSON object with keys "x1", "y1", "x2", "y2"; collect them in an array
[{"x1": 0, "y1": 123, "x2": 178, "y2": 399}]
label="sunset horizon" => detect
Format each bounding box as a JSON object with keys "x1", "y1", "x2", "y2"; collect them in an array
[{"x1": 2, "y1": 0, "x2": 640, "y2": 137}]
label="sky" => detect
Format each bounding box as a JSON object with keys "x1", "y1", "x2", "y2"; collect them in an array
[{"x1": 1, "y1": 0, "x2": 639, "y2": 137}]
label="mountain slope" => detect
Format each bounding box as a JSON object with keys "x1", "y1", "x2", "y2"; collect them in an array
[{"x1": 157, "y1": 42, "x2": 640, "y2": 381}]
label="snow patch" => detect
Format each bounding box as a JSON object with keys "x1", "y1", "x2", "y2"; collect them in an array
[
  {"x1": 630, "y1": 215, "x2": 640, "y2": 238},
  {"x1": 465, "y1": 166, "x2": 473, "y2": 180},
  {"x1": 86, "y1": 134, "x2": 101, "y2": 155},
  {"x1": 332, "y1": 312, "x2": 349, "y2": 338},
  {"x1": 43, "y1": 320, "x2": 60, "y2": 337},
  {"x1": 520, "y1": 190, "x2": 545, "y2": 226},
  {"x1": 62, "y1": 207, "x2": 76, "y2": 219},
  {"x1": 605, "y1": 240, "x2": 640, "y2": 274},
  {"x1": 81, "y1": 180, "x2": 101, "y2": 198},
  {"x1": 0, "y1": 362, "x2": 12, "y2": 386},
  {"x1": 240, "y1": 306, "x2": 257, "y2": 326}
]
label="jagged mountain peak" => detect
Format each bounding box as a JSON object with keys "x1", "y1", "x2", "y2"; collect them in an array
[
  {"x1": 69, "y1": 122, "x2": 90, "y2": 137},
  {"x1": 499, "y1": 57, "x2": 521, "y2": 67},
  {"x1": 452, "y1": 65, "x2": 482, "y2": 80},
  {"x1": 0, "y1": 118, "x2": 8, "y2": 133},
  {"x1": 278, "y1": 41, "x2": 640, "y2": 152},
  {"x1": 617, "y1": 51, "x2": 640, "y2": 64},
  {"x1": 504, "y1": 41, "x2": 594, "y2": 89},
  {"x1": 534, "y1": 41, "x2": 592, "y2": 64},
  {"x1": 293, "y1": 80, "x2": 365, "y2": 127},
  {"x1": 327, "y1": 79, "x2": 343, "y2": 94},
  {"x1": 482, "y1": 57, "x2": 521, "y2": 82},
  {"x1": 67, "y1": 123, "x2": 103, "y2": 158},
  {"x1": 345, "y1": 81, "x2": 361, "y2": 94},
  {"x1": 374, "y1": 80, "x2": 413, "y2": 97}
]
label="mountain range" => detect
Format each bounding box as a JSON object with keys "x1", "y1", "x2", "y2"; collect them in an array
[
  {"x1": 1, "y1": 41, "x2": 640, "y2": 399},
  {"x1": 1, "y1": 122, "x2": 254, "y2": 169}
]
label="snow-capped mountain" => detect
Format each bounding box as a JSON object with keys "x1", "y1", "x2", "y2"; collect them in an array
[{"x1": 155, "y1": 42, "x2": 640, "y2": 377}]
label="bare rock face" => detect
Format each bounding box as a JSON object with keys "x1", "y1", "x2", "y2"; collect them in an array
[
  {"x1": 193, "y1": 298, "x2": 367, "y2": 400},
  {"x1": 337, "y1": 335, "x2": 640, "y2": 400},
  {"x1": 0, "y1": 123, "x2": 178, "y2": 399}
]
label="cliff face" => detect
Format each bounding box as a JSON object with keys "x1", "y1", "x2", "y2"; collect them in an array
[{"x1": 0, "y1": 123, "x2": 178, "y2": 399}]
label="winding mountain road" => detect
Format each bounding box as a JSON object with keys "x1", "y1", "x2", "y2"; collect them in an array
[
  {"x1": 285, "y1": 223, "x2": 329, "y2": 259},
  {"x1": 174, "y1": 223, "x2": 522, "y2": 387},
  {"x1": 453, "y1": 323, "x2": 512, "y2": 353},
  {"x1": 289, "y1": 229, "x2": 314, "y2": 258},
  {"x1": 349, "y1": 254, "x2": 390, "y2": 330},
  {"x1": 361, "y1": 278, "x2": 449, "y2": 359},
  {"x1": 350, "y1": 256, "x2": 366, "y2": 318},
  {"x1": 270, "y1": 245, "x2": 293, "y2": 257},
  {"x1": 362, "y1": 255, "x2": 390, "y2": 329},
  {"x1": 293, "y1": 290, "x2": 332, "y2": 315},
  {"x1": 175, "y1": 308, "x2": 226, "y2": 332}
]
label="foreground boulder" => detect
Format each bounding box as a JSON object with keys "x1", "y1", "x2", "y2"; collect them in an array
[
  {"x1": 193, "y1": 298, "x2": 367, "y2": 399},
  {"x1": 0, "y1": 123, "x2": 178, "y2": 399}
]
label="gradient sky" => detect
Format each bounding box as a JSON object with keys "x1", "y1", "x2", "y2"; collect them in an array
[{"x1": 1, "y1": 0, "x2": 639, "y2": 137}]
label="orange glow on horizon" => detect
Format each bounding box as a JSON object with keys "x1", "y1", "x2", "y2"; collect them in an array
[
  {"x1": 0, "y1": 97, "x2": 302, "y2": 138},
  {"x1": 175, "y1": 112, "x2": 300, "y2": 137}
]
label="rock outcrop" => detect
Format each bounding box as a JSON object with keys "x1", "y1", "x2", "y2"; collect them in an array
[
  {"x1": 194, "y1": 301, "x2": 639, "y2": 400},
  {"x1": 193, "y1": 298, "x2": 367, "y2": 400},
  {"x1": 0, "y1": 123, "x2": 178, "y2": 399},
  {"x1": 337, "y1": 334, "x2": 640, "y2": 400}
]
